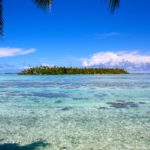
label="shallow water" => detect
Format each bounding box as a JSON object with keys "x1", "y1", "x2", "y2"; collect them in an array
[{"x1": 0, "y1": 74, "x2": 150, "y2": 150}]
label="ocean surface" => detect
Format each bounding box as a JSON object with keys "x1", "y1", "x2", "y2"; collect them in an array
[{"x1": 0, "y1": 74, "x2": 150, "y2": 150}]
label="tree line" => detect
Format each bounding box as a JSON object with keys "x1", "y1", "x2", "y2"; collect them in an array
[{"x1": 19, "y1": 66, "x2": 128, "y2": 75}]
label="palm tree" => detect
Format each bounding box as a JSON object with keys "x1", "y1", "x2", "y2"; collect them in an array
[
  {"x1": 0, "y1": 0, "x2": 119, "y2": 36},
  {"x1": 33, "y1": 0, "x2": 52, "y2": 9},
  {"x1": 109, "y1": 0, "x2": 120, "y2": 12},
  {"x1": 0, "y1": 0, "x2": 3, "y2": 35}
]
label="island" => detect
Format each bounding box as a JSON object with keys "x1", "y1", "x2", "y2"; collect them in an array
[{"x1": 19, "y1": 66, "x2": 128, "y2": 75}]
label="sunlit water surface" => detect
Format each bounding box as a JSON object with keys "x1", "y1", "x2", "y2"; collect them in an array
[{"x1": 0, "y1": 74, "x2": 150, "y2": 150}]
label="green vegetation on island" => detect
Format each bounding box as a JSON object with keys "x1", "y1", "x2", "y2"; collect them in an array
[{"x1": 19, "y1": 66, "x2": 128, "y2": 75}]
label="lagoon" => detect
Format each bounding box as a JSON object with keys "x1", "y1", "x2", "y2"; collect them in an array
[{"x1": 0, "y1": 74, "x2": 150, "y2": 150}]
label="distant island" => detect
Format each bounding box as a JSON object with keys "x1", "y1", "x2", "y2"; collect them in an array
[{"x1": 19, "y1": 66, "x2": 128, "y2": 75}]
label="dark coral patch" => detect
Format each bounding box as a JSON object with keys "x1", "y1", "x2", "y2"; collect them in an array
[
  {"x1": 4, "y1": 91, "x2": 69, "y2": 99},
  {"x1": 116, "y1": 100, "x2": 126, "y2": 103},
  {"x1": 55, "y1": 100, "x2": 62, "y2": 104},
  {"x1": 107, "y1": 102, "x2": 128, "y2": 108},
  {"x1": 127, "y1": 102, "x2": 139, "y2": 108},
  {"x1": 139, "y1": 102, "x2": 146, "y2": 104},
  {"x1": 107, "y1": 100, "x2": 139, "y2": 109},
  {"x1": 61, "y1": 107, "x2": 72, "y2": 111},
  {"x1": 98, "y1": 107, "x2": 108, "y2": 110},
  {"x1": 72, "y1": 97, "x2": 87, "y2": 101},
  {"x1": 94, "y1": 93, "x2": 108, "y2": 97},
  {"x1": 31, "y1": 92, "x2": 68, "y2": 98}
]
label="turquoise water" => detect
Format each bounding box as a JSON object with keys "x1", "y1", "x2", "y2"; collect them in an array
[{"x1": 0, "y1": 74, "x2": 150, "y2": 150}]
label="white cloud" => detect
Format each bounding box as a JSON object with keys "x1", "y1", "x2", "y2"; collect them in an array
[
  {"x1": 0, "y1": 47, "x2": 36, "y2": 57},
  {"x1": 22, "y1": 65, "x2": 32, "y2": 70},
  {"x1": 81, "y1": 51, "x2": 150, "y2": 73},
  {"x1": 41, "y1": 63, "x2": 52, "y2": 67},
  {"x1": 22, "y1": 63, "x2": 53, "y2": 70}
]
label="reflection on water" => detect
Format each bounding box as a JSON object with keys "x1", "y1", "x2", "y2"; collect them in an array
[
  {"x1": 0, "y1": 74, "x2": 150, "y2": 150},
  {"x1": 0, "y1": 140, "x2": 50, "y2": 150}
]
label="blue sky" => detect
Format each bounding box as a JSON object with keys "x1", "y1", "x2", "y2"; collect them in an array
[{"x1": 0, "y1": 0, "x2": 150, "y2": 72}]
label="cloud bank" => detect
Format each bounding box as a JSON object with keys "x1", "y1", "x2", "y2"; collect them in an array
[
  {"x1": 0, "y1": 48, "x2": 35, "y2": 57},
  {"x1": 81, "y1": 51, "x2": 150, "y2": 73}
]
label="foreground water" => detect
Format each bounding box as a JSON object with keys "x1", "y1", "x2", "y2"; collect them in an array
[{"x1": 0, "y1": 74, "x2": 150, "y2": 150}]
